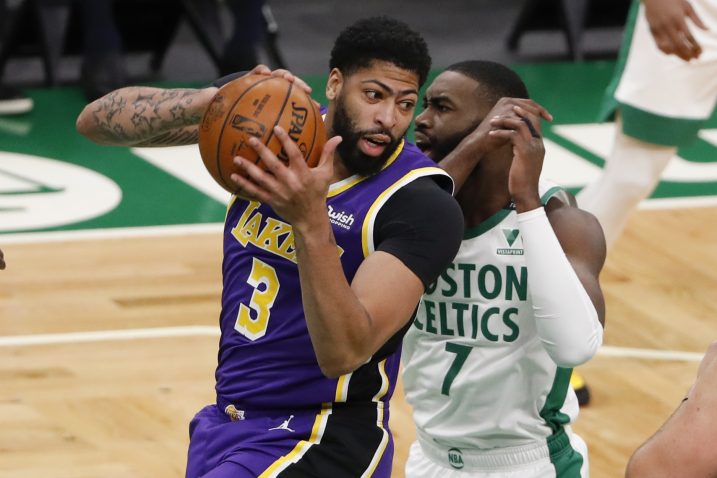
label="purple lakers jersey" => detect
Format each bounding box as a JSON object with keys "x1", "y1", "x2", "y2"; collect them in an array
[{"x1": 215, "y1": 140, "x2": 452, "y2": 411}]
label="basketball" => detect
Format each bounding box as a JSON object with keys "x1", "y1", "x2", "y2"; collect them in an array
[{"x1": 198, "y1": 74, "x2": 326, "y2": 193}]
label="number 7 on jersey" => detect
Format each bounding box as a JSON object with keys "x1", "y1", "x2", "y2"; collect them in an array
[{"x1": 442, "y1": 342, "x2": 472, "y2": 395}]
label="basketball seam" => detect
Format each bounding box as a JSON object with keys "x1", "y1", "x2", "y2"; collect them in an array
[
  {"x1": 214, "y1": 76, "x2": 276, "y2": 191},
  {"x1": 261, "y1": 81, "x2": 294, "y2": 167},
  {"x1": 305, "y1": 93, "x2": 319, "y2": 167}
]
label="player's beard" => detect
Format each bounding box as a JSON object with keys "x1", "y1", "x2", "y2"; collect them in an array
[
  {"x1": 331, "y1": 93, "x2": 402, "y2": 176},
  {"x1": 418, "y1": 123, "x2": 478, "y2": 163}
]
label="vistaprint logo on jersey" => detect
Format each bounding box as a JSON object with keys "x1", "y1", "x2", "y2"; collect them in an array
[
  {"x1": 327, "y1": 205, "x2": 355, "y2": 230},
  {"x1": 497, "y1": 228, "x2": 524, "y2": 255}
]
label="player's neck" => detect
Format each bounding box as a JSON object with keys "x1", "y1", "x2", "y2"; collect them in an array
[
  {"x1": 331, "y1": 153, "x2": 352, "y2": 182},
  {"x1": 457, "y1": 167, "x2": 511, "y2": 228}
]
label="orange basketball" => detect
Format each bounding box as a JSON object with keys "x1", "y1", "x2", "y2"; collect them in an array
[{"x1": 198, "y1": 74, "x2": 326, "y2": 193}]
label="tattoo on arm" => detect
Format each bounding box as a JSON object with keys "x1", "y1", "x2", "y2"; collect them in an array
[
  {"x1": 89, "y1": 88, "x2": 206, "y2": 146},
  {"x1": 134, "y1": 127, "x2": 200, "y2": 146}
]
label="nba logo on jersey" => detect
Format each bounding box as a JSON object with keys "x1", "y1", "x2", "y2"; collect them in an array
[{"x1": 447, "y1": 448, "x2": 464, "y2": 469}]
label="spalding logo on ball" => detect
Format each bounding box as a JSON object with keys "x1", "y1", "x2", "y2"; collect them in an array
[{"x1": 198, "y1": 74, "x2": 326, "y2": 193}]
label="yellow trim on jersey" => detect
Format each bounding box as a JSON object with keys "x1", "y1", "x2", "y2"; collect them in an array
[
  {"x1": 327, "y1": 140, "x2": 405, "y2": 198},
  {"x1": 258, "y1": 405, "x2": 333, "y2": 478},
  {"x1": 360, "y1": 167, "x2": 452, "y2": 257},
  {"x1": 225, "y1": 195, "x2": 239, "y2": 220},
  {"x1": 361, "y1": 360, "x2": 390, "y2": 478},
  {"x1": 334, "y1": 372, "x2": 353, "y2": 402}
]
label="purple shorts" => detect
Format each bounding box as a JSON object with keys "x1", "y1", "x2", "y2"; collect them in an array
[{"x1": 185, "y1": 402, "x2": 394, "y2": 477}]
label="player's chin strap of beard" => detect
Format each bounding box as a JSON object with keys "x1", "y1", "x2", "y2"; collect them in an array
[{"x1": 521, "y1": 117, "x2": 541, "y2": 139}]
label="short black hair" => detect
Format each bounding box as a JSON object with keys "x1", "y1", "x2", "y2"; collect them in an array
[
  {"x1": 330, "y1": 16, "x2": 431, "y2": 87},
  {"x1": 446, "y1": 60, "x2": 529, "y2": 105}
]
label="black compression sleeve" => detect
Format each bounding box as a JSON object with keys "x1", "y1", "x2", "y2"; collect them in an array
[
  {"x1": 373, "y1": 177, "x2": 463, "y2": 289},
  {"x1": 211, "y1": 72, "x2": 248, "y2": 88}
]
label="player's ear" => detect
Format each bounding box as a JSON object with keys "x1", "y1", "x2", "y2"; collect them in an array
[{"x1": 326, "y1": 68, "x2": 343, "y2": 101}]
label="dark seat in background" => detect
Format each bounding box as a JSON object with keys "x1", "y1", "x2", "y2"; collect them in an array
[
  {"x1": 0, "y1": 0, "x2": 286, "y2": 87},
  {"x1": 506, "y1": 0, "x2": 631, "y2": 61}
]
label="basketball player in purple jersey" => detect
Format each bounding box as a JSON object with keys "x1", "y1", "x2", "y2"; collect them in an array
[{"x1": 76, "y1": 17, "x2": 463, "y2": 477}]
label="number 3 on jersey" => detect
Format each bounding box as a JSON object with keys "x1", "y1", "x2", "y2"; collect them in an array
[{"x1": 235, "y1": 257, "x2": 280, "y2": 340}]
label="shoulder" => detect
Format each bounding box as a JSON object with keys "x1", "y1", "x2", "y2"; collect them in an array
[
  {"x1": 545, "y1": 198, "x2": 606, "y2": 268},
  {"x1": 374, "y1": 177, "x2": 463, "y2": 288},
  {"x1": 386, "y1": 176, "x2": 461, "y2": 222},
  {"x1": 393, "y1": 142, "x2": 454, "y2": 193},
  {"x1": 545, "y1": 198, "x2": 602, "y2": 236}
]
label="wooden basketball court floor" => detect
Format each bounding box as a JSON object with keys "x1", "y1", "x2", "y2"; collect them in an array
[{"x1": 1, "y1": 202, "x2": 715, "y2": 478}]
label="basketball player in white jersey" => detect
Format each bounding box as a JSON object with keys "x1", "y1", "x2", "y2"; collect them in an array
[
  {"x1": 578, "y1": 0, "x2": 713, "y2": 248},
  {"x1": 401, "y1": 61, "x2": 606, "y2": 477}
]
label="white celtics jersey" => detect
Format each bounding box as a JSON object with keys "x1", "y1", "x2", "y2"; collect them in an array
[{"x1": 402, "y1": 181, "x2": 579, "y2": 451}]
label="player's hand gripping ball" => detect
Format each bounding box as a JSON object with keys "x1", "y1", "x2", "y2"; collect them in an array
[{"x1": 198, "y1": 74, "x2": 326, "y2": 193}]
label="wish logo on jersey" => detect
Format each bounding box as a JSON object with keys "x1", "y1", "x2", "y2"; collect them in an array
[
  {"x1": 327, "y1": 204, "x2": 355, "y2": 230},
  {"x1": 497, "y1": 228, "x2": 523, "y2": 255}
]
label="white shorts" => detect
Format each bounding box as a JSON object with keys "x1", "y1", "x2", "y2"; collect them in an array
[
  {"x1": 404, "y1": 428, "x2": 589, "y2": 478},
  {"x1": 603, "y1": 0, "x2": 717, "y2": 146}
]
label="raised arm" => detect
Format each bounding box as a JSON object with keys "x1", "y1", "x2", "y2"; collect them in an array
[
  {"x1": 438, "y1": 97, "x2": 552, "y2": 192},
  {"x1": 490, "y1": 113, "x2": 606, "y2": 368},
  {"x1": 75, "y1": 86, "x2": 217, "y2": 147},
  {"x1": 75, "y1": 65, "x2": 315, "y2": 147}
]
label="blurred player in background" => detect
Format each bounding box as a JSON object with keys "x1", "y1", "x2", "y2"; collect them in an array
[
  {"x1": 76, "y1": 16, "x2": 463, "y2": 478},
  {"x1": 578, "y1": 0, "x2": 713, "y2": 248},
  {"x1": 401, "y1": 60, "x2": 606, "y2": 477}
]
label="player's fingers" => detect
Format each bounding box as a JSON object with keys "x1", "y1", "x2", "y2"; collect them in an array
[
  {"x1": 652, "y1": 31, "x2": 678, "y2": 56},
  {"x1": 512, "y1": 107, "x2": 546, "y2": 136},
  {"x1": 487, "y1": 129, "x2": 517, "y2": 141},
  {"x1": 242, "y1": 134, "x2": 291, "y2": 182},
  {"x1": 670, "y1": 32, "x2": 699, "y2": 60},
  {"x1": 495, "y1": 98, "x2": 551, "y2": 122},
  {"x1": 490, "y1": 117, "x2": 533, "y2": 140},
  {"x1": 666, "y1": 17, "x2": 702, "y2": 60},
  {"x1": 312, "y1": 136, "x2": 341, "y2": 182},
  {"x1": 512, "y1": 100, "x2": 553, "y2": 122},
  {"x1": 233, "y1": 153, "x2": 282, "y2": 192},
  {"x1": 271, "y1": 69, "x2": 312, "y2": 94},
  {"x1": 229, "y1": 171, "x2": 270, "y2": 203},
  {"x1": 686, "y1": 2, "x2": 708, "y2": 30},
  {"x1": 520, "y1": 118, "x2": 541, "y2": 138},
  {"x1": 0, "y1": 249, "x2": 5, "y2": 270},
  {"x1": 682, "y1": 30, "x2": 703, "y2": 59},
  {"x1": 317, "y1": 136, "x2": 343, "y2": 171},
  {"x1": 249, "y1": 64, "x2": 272, "y2": 76},
  {"x1": 272, "y1": 126, "x2": 308, "y2": 171},
  {"x1": 289, "y1": 75, "x2": 313, "y2": 94}
]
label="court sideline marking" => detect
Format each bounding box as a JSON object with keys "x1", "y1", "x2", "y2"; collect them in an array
[
  {"x1": 0, "y1": 325, "x2": 705, "y2": 362},
  {"x1": 1, "y1": 215, "x2": 711, "y2": 365}
]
